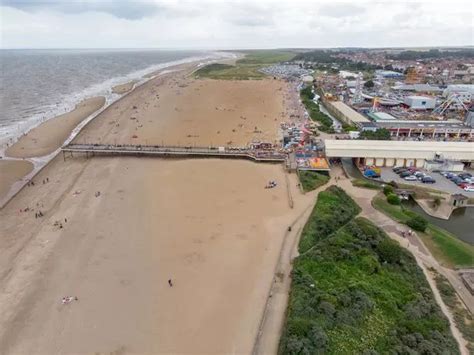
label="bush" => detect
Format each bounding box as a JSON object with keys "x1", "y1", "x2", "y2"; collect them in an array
[
  {"x1": 376, "y1": 239, "x2": 402, "y2": 264},
  {"x1": 383, "y1": 185, "x2": 394, "y2": 196},
  {"x1": 387, "y1": 193, "x2": 401, "y2": 205},
  {"x1": 407, "y1": 215, "x2": 428, "y2": 232}
]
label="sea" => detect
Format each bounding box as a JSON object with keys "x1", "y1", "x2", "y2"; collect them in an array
[{"x1": 0, "y1": 49, "x2": 227, "y2": 147}]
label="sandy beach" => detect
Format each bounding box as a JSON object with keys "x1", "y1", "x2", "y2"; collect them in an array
[
  {"x1": 112, "y1": 81, "x2": 137, "y2": 95},
  {"x1": 6, "y1": 97, "x2": 105, "y2": 158},
  {"x1": 0, "y1": 160, "x2": 34, "y2": 200},
  {"x1": 75, "y1": 72, "x2": 287, "y2": 147},
  {"x1": 0, "y1": 64, "x2": 310, "y2": 354}
]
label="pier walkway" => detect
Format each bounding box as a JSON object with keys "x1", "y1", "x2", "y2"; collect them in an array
[{"x1": 61, "y1": 143, "x2": 288, "y2": 163}]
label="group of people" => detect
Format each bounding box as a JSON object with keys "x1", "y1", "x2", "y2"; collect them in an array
[
  {"x1": 61, "y1": 296, "x2": 78, "y2": 305},
  {"x1": 265, "y1": 180, "x2": 277, "y2": 189},
  {"x1": 35, "y1": 211, "x2": 44, "y2": 218},
  {"x1": 401, "y1": 229, "x2": 413, "y2": 238}
]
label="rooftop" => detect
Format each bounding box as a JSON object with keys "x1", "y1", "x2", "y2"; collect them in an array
[{"x1": 328, "y1": 101, "x2": 370, "y2": 123}]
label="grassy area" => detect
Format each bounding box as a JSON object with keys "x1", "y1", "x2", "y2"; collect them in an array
[
  {"x1": 298, "y1": 171, "x2": 330, "y2": 192},
  {"x1": 352, "y1": 178, "x2": 383, "y2": 190},
  {"x1": 433, "y1": 271, "x2": 474, "y2": 353},
  {"x1": 193, "y1": 50, "x2": 295, "y2": 80},
  {"x1": 372, "y1": 194, "x2": 474, "y2": 268},
  {"x1": 300, "y1": 86, "x2": 334, "y2": 133},
  {"x1": 280, "y1": 186, "x2": 458, "y2": 354}
]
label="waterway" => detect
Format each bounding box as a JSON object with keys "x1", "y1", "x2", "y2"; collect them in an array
[
  {"x1": 319, "y1": 103, "x2": 342, "y2": 131},
  {"x1": 342, "y1": 158, "x2": 473, "y2": 245},
  {"x1": 402, "y1": 200, "x2": 474, "y2": 245}
]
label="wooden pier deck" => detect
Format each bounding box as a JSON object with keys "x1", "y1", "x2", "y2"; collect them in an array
[{"x1": 61, "y1": 143, "x2": 288, "y2": 163}]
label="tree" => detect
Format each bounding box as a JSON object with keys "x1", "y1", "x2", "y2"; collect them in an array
[
  {"x1": 360, "y1": 128, "x2": 391, "y2": 140},
  {"x1": 364, "y1": 79, "x2": 375, "y2": 89},
  {"x1": 407, "y1": 215, "x2": 428, "y2": 232},
  {"x1": 387, "y1": 193, "x2": 401, "y2": 205},
  {"x1": 432, "y1": 197, "x2": 441, "y2": 209}
]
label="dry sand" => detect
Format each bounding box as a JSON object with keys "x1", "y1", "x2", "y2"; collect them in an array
[
  {"x1": 112, "y1": 81, "x2": 137, "y2": 95},
  {"x1": 6, "y1": 97, "x2": 105, "y2": 158},
  {"x1": 0, "y1": 157, "x2": 311, "y2": 354},
  {"x1": 75, "y1": 74, "x2": 287, "y2": 147},
  {"x1": 0, "y1": 67, "x2": 310, "y2": 354},
  {"x1": 0, "y1": 160, "x2": 34, "y2": 200}
]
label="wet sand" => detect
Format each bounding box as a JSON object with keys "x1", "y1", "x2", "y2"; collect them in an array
[
  {"x1": 0, "y1": 160, "x2": 34, "y2": 200},
  {"x1": 112, "y1": 81, "x2": 137, "y2": 95},
  {"x1": 0, "y1": 67, "x2": 310, "y2": 353},
  {"x1": 6, "y1": 97, "x2": 105, "y2": 158}
]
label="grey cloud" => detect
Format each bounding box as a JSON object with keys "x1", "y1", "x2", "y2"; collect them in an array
[
  {"x1": 1, "y1": 0, "x2": 162, "y2": 20},
  {"x1": 319, "y1": 3, "x2": 365, "y2": 18}
]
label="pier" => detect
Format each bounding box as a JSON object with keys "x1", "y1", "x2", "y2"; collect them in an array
[{"x1": 61, "y1": 143, "x2": 288, "y2": 163}]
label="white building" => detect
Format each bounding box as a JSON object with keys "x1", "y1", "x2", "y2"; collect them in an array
[
  {"x1": 325, "y1": 140, "x2": 474, "y2": 168},
  {"x1": 444, "y1": 84, "x2": 474, "y2": 97},
  {"x1": 403, "y1": 95, "x2": 436, "y2": 110}
]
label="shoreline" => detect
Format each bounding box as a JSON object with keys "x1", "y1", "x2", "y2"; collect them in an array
[
  {"x1": 0, "y1": 59, "x2": 219, "y2": 207},
  {"x1": 112, "y1": 80, "x2": 137, "y2": 95},
  {"x1": 5, "y1": 97, "x2": 106, "y2": 159}
]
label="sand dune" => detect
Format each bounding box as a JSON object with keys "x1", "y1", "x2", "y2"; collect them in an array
[{"x1": 6, "y1": 97, "x2": 105, "y2": 158}]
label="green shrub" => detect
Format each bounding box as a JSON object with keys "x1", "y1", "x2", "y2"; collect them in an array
[
  {"x1": 387, "y1": 193, "x2": 401, "y2": 205},
  {"x1": 383, "y1": 185, "x2": 394, "y2": 196},
  {"x1": 407, "y1": 215, "x2": 428, "y2": 232},
  {"x1": 376, "y1": 239, "x2": 402, "y2": 264}
]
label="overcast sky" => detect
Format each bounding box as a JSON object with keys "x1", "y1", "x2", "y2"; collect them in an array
[{"x1": 1, "y1": 0, "x2": 473, "y2": 49}]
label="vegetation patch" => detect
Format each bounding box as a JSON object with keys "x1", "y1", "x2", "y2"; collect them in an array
[
  {"x1": 352, "y1": 178, "x2": 382, "y2": 190},
  {"x1": 298, "y1": 186, "x2": 361, "y2": 253},
  {"x1": 433, "y1": 271, "x2": 474, "y2": 353},
  {"x1": 298, "y1": 170, "x2": 330, "y2": 192},
  {"x1": 280, "y1": 186, "x2": 459, "y2": 354},
  {"x1": 193, "y1": 50, "x2": 295, "y2": 80},
  {"x1": 372, "y1": 194, "x2": 474, "y2": 268},
  {"x1": 300, "y1": 86, "x2": 334, "y2": 133}
]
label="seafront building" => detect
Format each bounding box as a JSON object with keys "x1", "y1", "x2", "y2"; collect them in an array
[{"x1": 325, "y1": 139, "x2": 474, "y2": 169}]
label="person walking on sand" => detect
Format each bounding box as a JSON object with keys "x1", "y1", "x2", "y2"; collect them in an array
[{"x1": 168, "y1": 279, "x2": 173, "y2": 287}]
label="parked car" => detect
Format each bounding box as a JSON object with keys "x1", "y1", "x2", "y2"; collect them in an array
[
  {"x1": 414, "y1": 172, "x2": 425, "y2": 177},
  {"x1": 396, "y1": 169, "x2": 408, "y2": 175},
  {"x1": 422, "y1": 177, "x2": 436, "y2": 184},
  {"x1": 459, "y1": 182, "x2": 471, "y2": 189},
  {"x1": 447, "y1": 174, "x2": 459, "y2": 180},
  {"x1": 451, "y1": 177, "x2": 463, "y2": 184},
  {"x1": 393, "y1": 167, "x2": 405, "y2": 173},
  {"x1": 458, "y1": 173, "x2": 472, "y2": 179},
  {"x1": 404, "y1": 175, "x2": 418, "y2": 181},
  {"x1": 455, "y1": 179, "x2": 466, "y2": 186},
  {"x1": 400, "y1": 171, "x2": 412, "y2": 178},
  {"x1": 464, "y1": 186, "x2": 474, "y2": 192}
]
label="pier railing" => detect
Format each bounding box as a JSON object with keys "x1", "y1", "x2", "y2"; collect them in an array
[{"x1": 61, "y1": 143, "x2": 288, "y2": 163}]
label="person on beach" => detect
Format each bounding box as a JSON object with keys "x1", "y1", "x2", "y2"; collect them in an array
[{"x1": 168, "y1": 279, "x2": 173, "y2": 287}]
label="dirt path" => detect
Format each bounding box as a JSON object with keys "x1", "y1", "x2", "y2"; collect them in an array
[{"x1": 332, "y1": 166, "x2": 471, "y2": 355}]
